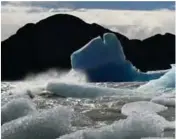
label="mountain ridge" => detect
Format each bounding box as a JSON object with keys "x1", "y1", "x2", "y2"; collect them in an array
[{"x1": 2, "y1": 14, "x2": 175, "y2": 80}]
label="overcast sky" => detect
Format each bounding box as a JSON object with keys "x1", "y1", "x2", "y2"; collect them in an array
[
  {"x1": 1, "y1": 1, "x2": 175, "y2": 41},
  {"x1": 2, "y1": 1, "x2": 175, "y2": 10}
]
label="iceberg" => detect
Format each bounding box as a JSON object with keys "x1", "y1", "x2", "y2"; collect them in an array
[
  {"x1": 71, "y1": 33, "x2": 165, "y2": 82},
  {"x1": 137, "y1": 66, "x2": 175, "y2": 93}
]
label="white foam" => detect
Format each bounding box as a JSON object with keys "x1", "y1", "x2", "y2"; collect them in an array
[
  {"x1": 4, "y1": 69, "x2": 87, "y2": 98},
  {"x1": 2, "y1": 106, "x2": 73, "y2": 139},
  {"x1": 1, "y1": 98, "x2": 36, "y2": 125},
  {"x1": 25, "y1": 69, "x2": 87, "y2": 84},
  {"x1": 58, "y1": 112, "x2": 165, "y2": 139},
  {"x1": 121, "y1": 101, "x2": 168, "y2": 116}
]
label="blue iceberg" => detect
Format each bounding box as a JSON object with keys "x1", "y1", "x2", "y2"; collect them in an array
[
  {"x1": 137, "y1": 66, "x2": 175, "y2": 93},
  {"x1": 71, "y1": 33, "x2": 166, "y2": 82}
]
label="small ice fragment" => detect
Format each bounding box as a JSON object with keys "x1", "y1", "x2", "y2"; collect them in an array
[{"x1": 121, "y1": 101, "x2": 168, "y2": 116}]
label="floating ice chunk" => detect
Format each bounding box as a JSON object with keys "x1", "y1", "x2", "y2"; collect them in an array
[
  {"x1": 1, "y1": 98, "x2": 36, "y2": 125},
  {"x1": 58, "y1": 112, "x2": 165, "y2": 139},
  {"x1": 137, "y1": 66, "x2": 175, "y2": 93},
  {"x1": 46, "y1": 82, "x2": 133, "y2": 98},
  {"x1": 151, "y1": 93, "x2": 175, "y2": 107},
  {"x1": 71, "y1": 33, "x2": 164, "y2": 82},
  {"x1": 2, "y1": 106, "x2": 73, "y2": 139},
  {"x1": 121, "y1": 101, "x2": 168, "y2": 116}
]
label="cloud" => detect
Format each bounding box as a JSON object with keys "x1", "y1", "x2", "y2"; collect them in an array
[
  {"x1": 1, "y1": 3, "x2": 175, "y2": 41},
  {"x1": 1, "y1": 1, "x2": 76, "y2": 10}
]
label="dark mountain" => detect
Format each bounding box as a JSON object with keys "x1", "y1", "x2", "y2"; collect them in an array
[{"x1": 1, "y1": 14, "x2": 175, "y2": 80}]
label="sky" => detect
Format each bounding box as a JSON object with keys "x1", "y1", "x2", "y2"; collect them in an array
[
  {"x1": 62, "y1": 1, "x2": 175, "y2": 10},
  {"x1": 2, "y1": 1, "x2": 175, "y2": 10},
  {"x1": 1, "y1": 1, "x2": 175, "y2": 41}
]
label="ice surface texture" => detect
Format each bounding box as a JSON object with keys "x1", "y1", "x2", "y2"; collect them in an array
[
  {"x1": 121, "y1": 101, "x2": 167, "y2": 116},
  {"x1": 58, "y1": 112, "x2": 165, "y2": 139},
  {"x1": 1, "y1": 98, "x2": 36, "y2": 125},
  {"x1": 151, "y1": 93, "x2": 175, "y2": 107},
  {"x1": 2, "y1": 106, "x2": 73, "y2": 139},
  {"x1": 71, "y1": 33, "x2": 165, "y2": 82}
]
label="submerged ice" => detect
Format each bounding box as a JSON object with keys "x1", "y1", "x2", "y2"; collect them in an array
[{"x1": 71, "y1": 33, "x2": 165, "y2": 82}]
